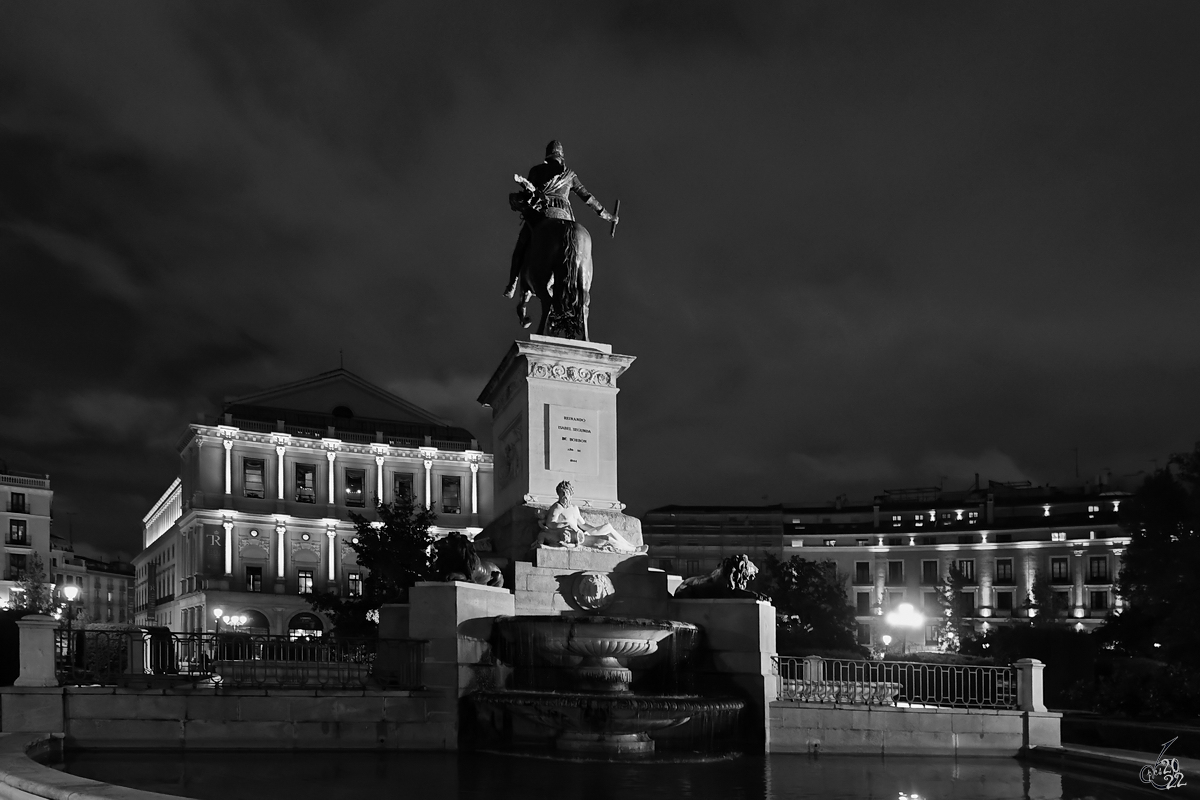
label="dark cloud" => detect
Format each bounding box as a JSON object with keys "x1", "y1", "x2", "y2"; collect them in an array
[{"x1": 2, "y1": 2, "x2": 1200, "y2": 555}]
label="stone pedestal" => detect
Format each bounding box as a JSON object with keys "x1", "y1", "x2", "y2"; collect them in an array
[
  {"x1": 668, "y1": 598, "x2": 778, "y2": 751},
  {"x1": 477, "y1": 336, "x2": 641, "y2": 563},
  {"x1": 409, "y1": 581, "x2": 515, "y2": 749},
  {"x1": 14, "y1": 615, "x2": 59, "y2": 688}
]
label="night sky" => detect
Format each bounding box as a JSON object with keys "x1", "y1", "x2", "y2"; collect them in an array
[{"x1": 3, "y1": 2, "x2": 1199, "y2": 561}]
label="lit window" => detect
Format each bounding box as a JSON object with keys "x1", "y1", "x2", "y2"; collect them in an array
[
  {"x1": 823, "y1": 539, "x2": 836, "y2": 547},
  {"x1": 347, "y1": 572, "x2": 363, "y2": 597},
  {"x1": 246, "y1": 566, "x2": 262, "y2": 593},
  {"x1": 1050, "y1": 557, "x2": 1069, "y2": 582},
  {"x1": 995, "y1": 559, "x2": 1014, "y2": 583},
  {"x1": 393, "y1": 472, "x2": 414, "y2": 501},
  {"x1": 297, "y1": 569, "x2": 314, "y2": 595},
  {"x1": 244, "y1": 459, "x2": 265, "y2": 499},
  {"x1": 891, "y1": 515, "x2": 902, "y2": 528},
  {"x1": 295, "y1": 464, "x2": 317, "y2": 503},
  {"x1": 968, "y1": 511, "x2": 979, "y2": 525},
  {"x1": 344, "y1": 469, "x2": 366, "y2": 508},
  {"x1": 7, "y1": 519, "x2": 28, "y2": 546},
  {"x1": 956, "y1": 559, "x2": 975, "y2": 582},
  {"x1": 441, "y1": 476, "x2": 462, "y2": 515},
  {"x1": 1051, "y1": 531, "x2": 1066, "y2": 542}
]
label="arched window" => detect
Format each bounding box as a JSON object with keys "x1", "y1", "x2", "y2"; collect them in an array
[{"x1": 287, "y1": 612, "x2": 325, "y2": 642}]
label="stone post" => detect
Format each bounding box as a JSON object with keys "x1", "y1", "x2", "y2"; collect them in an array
[
  {"x1": 409, "y1": 581, "x2": 515, "y2": 749},
  {"x1": 802, "y1": 655, "x2": 824, "y2": 682},
  {"x1": 1015, "y1": 658, "x2": 1046, "y2": 712},
  {"x1": 14, "y1": 615, "x2": 58, "y2": 687},
  {"x1": 127, "y1": 630, "x2": 147, "y2": 677},
  {"x1": 669, "y1": 598, "x2": 778, "y2": 751}
]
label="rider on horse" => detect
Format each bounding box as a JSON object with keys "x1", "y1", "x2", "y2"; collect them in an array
[{"x1": 503, "y1": 140, "x2": 616, "y2": 299}]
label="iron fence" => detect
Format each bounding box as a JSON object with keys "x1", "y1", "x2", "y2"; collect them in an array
[
  {"x1": 773, "y1": 656, "x2": 1016, "y2": 710},
  {"x1": 54, "y1": 629, "x2": 426, "y2": 690}
]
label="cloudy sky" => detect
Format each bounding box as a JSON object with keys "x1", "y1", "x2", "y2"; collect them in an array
[{"x1": 2, "y1": 2, "x2": 1199, "y2": 560}]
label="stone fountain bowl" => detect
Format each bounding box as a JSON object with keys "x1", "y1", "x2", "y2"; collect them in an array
[
  {"x1": 495, "y1": 615, "x2": 700, "y2": 666},
  {"x1": 473, "y1": 690, "x2": 746, "y2": 755}
]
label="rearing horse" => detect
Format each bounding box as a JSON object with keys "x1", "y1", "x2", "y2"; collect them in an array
[{"x1": 510, "y1": 195, "x2": 594, "y2": 341}]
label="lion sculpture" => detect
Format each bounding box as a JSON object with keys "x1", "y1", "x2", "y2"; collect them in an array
[
  {"x1": 673, "y1": 554, "x2": 765, "y2": 600},
  {"x1": 432, "y1": 532, "x2": 504, "y2": 588}
]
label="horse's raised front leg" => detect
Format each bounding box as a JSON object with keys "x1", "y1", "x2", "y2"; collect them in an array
[{"x1": 516, "y1": 291, "x2": 533, "y2": 329}]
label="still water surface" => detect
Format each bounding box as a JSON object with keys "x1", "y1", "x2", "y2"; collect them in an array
[{"x1": 62, "y1": 750, "x2": 1159, "y2": 800}]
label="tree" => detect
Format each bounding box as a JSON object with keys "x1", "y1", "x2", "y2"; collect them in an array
[
  {"x1": 1097, "y1": 444, "x2": 1200, "y2": 666},
  {"x1": 1024, "y1": 574, "x2": 1070, "y2": 627},
  {"x1": 759, "y1": 554, "x2": 861, "y2": 654},
  {"x1": 308, "y1": 492, "x2": 437, "y2": 636},
  {"x1": 13, "y1": 552, "x2": 55, "y2": 615},
  {"x1": 931, "y1": 564, "x2": 970, "y2": 652}
]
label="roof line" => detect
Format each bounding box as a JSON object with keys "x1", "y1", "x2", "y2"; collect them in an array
[{"x1": 225, "y1": 368, "x2": 450, "y2": 427}]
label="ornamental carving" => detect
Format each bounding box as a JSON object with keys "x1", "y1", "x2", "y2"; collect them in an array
[
  {"x1": 528, "y1": 360, "x2": 612, "y2": 387},
  {"x1": 290, "y1": 539, "x2": 322, "y2": 561},
  {"x1": 237, "y1": 532, "x2": 270, "y2": 557}
]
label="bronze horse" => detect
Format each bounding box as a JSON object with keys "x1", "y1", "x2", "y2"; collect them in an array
[{"x1": 510, "y1": 193, "x2": 594, "y2": 341}]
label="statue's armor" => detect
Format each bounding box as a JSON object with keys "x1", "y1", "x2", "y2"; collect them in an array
[{"x1": 525, "y1": 161, "x2": 604, "y2": 221}]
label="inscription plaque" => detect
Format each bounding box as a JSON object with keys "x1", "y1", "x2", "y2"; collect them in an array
[{"x1": 546, "y1": 405, "x2": 598, "y2": 475}]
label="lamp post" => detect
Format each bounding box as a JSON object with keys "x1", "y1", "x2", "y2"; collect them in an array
[
  {"x1": 61, "y1": 584, "x2": 80, "y2": 674},
  {"x1": 212, "y1": 607, "x2": 224, "y2": 635},
  {"x1": 885, "y1": 602, "x2": 926, "y2": 656}
]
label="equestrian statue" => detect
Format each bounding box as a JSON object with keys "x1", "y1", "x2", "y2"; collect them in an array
[{"x1": 504, "y1": 140, "x2": 619, "y2": 342}]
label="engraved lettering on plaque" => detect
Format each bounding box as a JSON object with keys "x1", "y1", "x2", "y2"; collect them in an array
[{"x1": 545, "y1": 405, "x2": 598, "y2": 475}]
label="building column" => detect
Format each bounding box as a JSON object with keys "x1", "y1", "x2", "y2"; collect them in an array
[
  {"x1": 223, "y1": 439, "x2": 233, "y2": 495},
  {"x1": 423, "y1": 459, "x2": 433, "y2": 510},
  {"x1": 276, "y1": 445, "x2": 286, "y2": 500},
  {"x1": 1072, "y1": 548, "x2": 1087, "y2": 617},
  {"x1": 326, "y1": 528, "x2": 338, "y2": 585},
  {"x1": 375, "y1": 455, "x2": 385, "y2": 504},
  {"x1": 326, "y1": 451, "x2": 337, "y2": 504},
  {"x1": 470, "y1": 462, "x2": 479, "y2": 515},
  {"x1": 275, "y1": 522, "x2": 287, "y2": 581},
  {"x1": 222, "y1": 520, "x2": 233, "y2": 577}
]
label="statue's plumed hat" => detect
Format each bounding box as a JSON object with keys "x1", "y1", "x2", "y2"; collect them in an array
[{"x1": 546, "y1": 140, "x2": 565, "y2": 160}]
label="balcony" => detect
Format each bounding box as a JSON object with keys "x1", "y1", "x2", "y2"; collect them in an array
[
  {"x1": 154, "y1": 593, "x2": 175, "y2": 607},
  {"x1": 6, "y1": 501, "x2": 29, "y2": 513},
  {"x1": 5, "y1": 534, "x2": 29, "y2": 546}
]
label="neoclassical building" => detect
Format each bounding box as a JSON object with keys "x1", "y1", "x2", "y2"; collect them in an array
[
  {"x1": 133, "y1": 368, "x2": 494, "y2": 637},
  {"x1": 1, "y1": 468, "x2": 52, "y2": 609},
  {"x1": 643, "y1": 477, "x2": 1134, "y2": 649}
]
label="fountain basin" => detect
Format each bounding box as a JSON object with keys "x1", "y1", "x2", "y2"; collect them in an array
[
  {"x1": 473, "y1": 690, "x2": 745, "y2": 756},
  {"x1": 495, "y1": 615, "x2": 700, "y2": 693}
]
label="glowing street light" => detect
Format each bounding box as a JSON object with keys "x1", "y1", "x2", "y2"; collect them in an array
[
  {"x1": 61, "y1": 584, "x2": 80, "y2": 637},
  {"x1": 885, "y1": 602, "x2": 926, "y2": 655},
  {"x1": 212, "y1": 607, "x2": 224, "y2": 635}
]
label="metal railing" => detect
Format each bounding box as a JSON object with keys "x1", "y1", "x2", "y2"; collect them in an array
[
  {"x1": 773, "y1": 656, "x2": 1016, "y2": 710},
  {"x1": 5, "y1": 534, "x2": 29, "y2": 546},
  {"x1": 54, "y1": 630, "x2": 427, "y2": 690}
]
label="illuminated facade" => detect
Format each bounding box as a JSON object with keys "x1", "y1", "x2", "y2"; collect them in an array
[
  {"x1": 132, "y1": 368, "x2": 494, "y2": 637},
  {"x1": 643, "y1": 479, "x2": 1133, "y2": 649},
  {"x1": 49, "y1": 541, "x2": 134, "y2": 624},
  {"x1": 0, "y1": 468, "x2": 52, "y2": 610}
]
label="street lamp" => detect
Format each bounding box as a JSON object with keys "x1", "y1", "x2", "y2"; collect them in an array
[
  {"x1": 62, "y1": 584, "x2": 80, "y2": 635},
  {"x1": 212, "y1": 607, "x2": 224, "y2": 635},
  {"x1": 222, "y1": 614, "x2": 247, "y2": 629},
  {"x1": 885, "y1": 602, "x2": 926, "y2": 656}
]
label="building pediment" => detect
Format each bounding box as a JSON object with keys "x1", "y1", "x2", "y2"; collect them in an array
[{"x1": 225, "y1": 368, "x2": 448, "y2": 427}]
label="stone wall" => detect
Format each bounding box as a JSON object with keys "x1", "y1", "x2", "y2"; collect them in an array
[
  {"x1": 769, "y1": 701, "x2": 1062, "y2": 756},
  {"x1": 0, "y1": 687, "x2": 449, "y2": 750}
]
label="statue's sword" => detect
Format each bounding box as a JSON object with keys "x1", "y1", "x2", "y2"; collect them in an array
[{"x1": 609, "y1": 198, "x2": 621, "y2": 238}]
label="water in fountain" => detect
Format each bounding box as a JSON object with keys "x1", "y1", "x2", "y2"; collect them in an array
[{"x1": 472, "y1": 615, "x2": 745, "y2": 759}]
